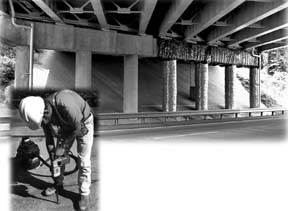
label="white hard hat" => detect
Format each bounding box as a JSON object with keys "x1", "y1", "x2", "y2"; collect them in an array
[{"x1": 19, "y1": 96, "x2": 45, "y2": 130}]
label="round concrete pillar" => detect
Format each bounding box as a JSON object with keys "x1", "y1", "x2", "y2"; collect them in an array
[
  {"x1": 225, "y1": 65, "x2": 236, "y2": 109},
  {"x1": 195, "y1": 63, "x2": 208, "y2": 110},
  {"x1": 250, "y1": 67, "x2": 260, "y2": 108},
  {"x1": 162, "y1": 60, "x2": 177, "y2": 112}
]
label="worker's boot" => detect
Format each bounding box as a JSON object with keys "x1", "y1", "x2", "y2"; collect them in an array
[
  {"x1": 78, "y1": 195, "x2": 89, "y2": 211},
  {"x1": 42, "y1": 184, "x2": 63, "y2": 196},
  {"x1": 42, "y1": 186, "x2": 57, "y2": 196}
]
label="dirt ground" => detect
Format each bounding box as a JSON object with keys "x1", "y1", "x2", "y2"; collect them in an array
[{"x1": 10, "y1": 137, "x2": 99, "y2": 211}]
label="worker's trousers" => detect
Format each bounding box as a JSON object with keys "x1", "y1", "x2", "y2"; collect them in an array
[
  {"x1": 76, "y1": 113, "x2": 94, "y2": 196},
  {"x1": 54, "y1": 113, "x2": 94, "y2": 195}
]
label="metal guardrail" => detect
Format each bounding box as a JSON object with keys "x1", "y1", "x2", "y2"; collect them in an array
[
  {"x1": 98, "y1": 108, "x2": 287, "y2": 126},
  {"x1": 4, "y1": 107, "x2": 288, "y2": 137}
]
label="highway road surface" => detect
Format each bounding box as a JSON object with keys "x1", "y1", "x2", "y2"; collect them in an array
[{"x1": 99, "y1": 116, "x2": 287, "y2": 142}]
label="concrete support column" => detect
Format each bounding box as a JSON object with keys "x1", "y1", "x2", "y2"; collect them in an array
[
  {"x1": 162, "y1": 60, "x2": 177, "y2": 112},
  {"x1": 15, "y1": 46, "x2": 30, "y2": 89},
  {"x1": 250, "y1": 67, "x2": 260, "y2": 108},
  {"x1": 225, "y1": 65, "x2": 236, "y2": 109},
  {"x1": 123, "y1": 55, "x2": 138, "y2": 113},
  {"x1": 195, "y1": 63, "x2": 208, "y2": 110},
  {"x1": 75, "y1": 51, "x2": 92, "y2": 89}
]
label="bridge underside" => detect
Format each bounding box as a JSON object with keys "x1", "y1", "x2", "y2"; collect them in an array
[{"x1": 1, "y1": 0, "x2": 287, "y2": 112}]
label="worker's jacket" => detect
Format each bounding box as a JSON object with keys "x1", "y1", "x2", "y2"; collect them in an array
[{"x1": 42, "y1": 89, "x2": 91, "y2": 148}]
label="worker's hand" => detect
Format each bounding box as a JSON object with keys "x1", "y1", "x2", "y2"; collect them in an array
[{"x1": 55, "y1": 146, "x2": 65, "y2": 157}]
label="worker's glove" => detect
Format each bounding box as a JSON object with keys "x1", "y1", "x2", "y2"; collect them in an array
[
  {"x1": 55, "y1": 138, "x2": 69, "y2": 157},
  {"x1": 80, "y1": 122, "x2": 89, "y2": 136},
  {"x1": 55, "y1": 146, "x2": 65, "y2": 157}
]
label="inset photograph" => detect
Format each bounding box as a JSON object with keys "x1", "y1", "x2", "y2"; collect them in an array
[{"x1": 10, "y1": 89, "x2": 99, "y2": 211}]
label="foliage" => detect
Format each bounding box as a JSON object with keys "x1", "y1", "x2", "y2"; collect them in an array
[
  {"x1": 236, "y1": 74, "x2": 249, "y2": 92},
  {"x1": 0, "y1": 46, "x2": 15, "y2": 88},
  {"x1": 236, "y1": 72, "x2": 282, "y2": 108},
  {"x1": 266, "y1": 47, "x2": 288, "y2": 75},
  {"x1": 237, "y1": 47, "x2": 288, "y2": 108}
]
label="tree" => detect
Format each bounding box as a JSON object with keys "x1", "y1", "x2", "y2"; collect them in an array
[
  {"x1": 0, "y1": 46, "x2": 15, "y2": 88},
  {"x1": 266, "y1": 47, "x2": 288, "y2": 75}
]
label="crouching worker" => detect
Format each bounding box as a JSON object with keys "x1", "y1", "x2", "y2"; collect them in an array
[{"x1": 19, "y1": 89, "x2": 94, "y2": 211}]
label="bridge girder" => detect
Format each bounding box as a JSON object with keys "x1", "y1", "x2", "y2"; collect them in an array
[{"x1": 1, "y1": 0, "x2": 288, "y2": 52}]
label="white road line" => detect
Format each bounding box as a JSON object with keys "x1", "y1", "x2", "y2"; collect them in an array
[{"x1": 152, "y1": 131, "x2": 218, "y2": 140}]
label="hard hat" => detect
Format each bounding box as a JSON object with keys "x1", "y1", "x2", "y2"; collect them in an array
[{"x1": 19, "y1": 96, "x2": 45, "y2": 130}]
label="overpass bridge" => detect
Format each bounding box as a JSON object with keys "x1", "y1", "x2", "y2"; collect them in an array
[{"x1": 1, "y1": 0, "x2": 288, "y2": 113}]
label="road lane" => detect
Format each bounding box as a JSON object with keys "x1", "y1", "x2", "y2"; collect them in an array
[{"x1": 99, "y1": 116, "x2": 287, "y2": 141}]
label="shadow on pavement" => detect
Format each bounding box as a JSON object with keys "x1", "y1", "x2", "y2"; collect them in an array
[{"x1": 11, "y1": 157, "x2": 80, "y2": 210}]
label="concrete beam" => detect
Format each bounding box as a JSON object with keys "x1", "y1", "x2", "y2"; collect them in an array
[
  {"x1": 229, "y1": 9, "x2": 288, "y2": 46},
  {"x1": 0, "y1": 16, "x2": 157, "y2": 57},
  {"x1": 139, "y1": 0, "x2": 157, "y2": 34},
  {"x1": 258, "y1": 40, "x2": 288, "y2": 52},
  {"x1": 75, "y1": 51, "x2": 92, "y2": 89},
  {"x1": 123, "y1": 55, "x2": 138, "y2": 113},
  {"x1": 159, "y1": 0, "x2": 194, "y2": 36},
  {"x1": 185, "y1": 0, "x2": 245, "y2": 40},
  {"x1": 90, "y1": 0, "x2": 108, "y2": 30},
  {"x1": 243, "y1": 29, "x2": 288, "y2": 49},
  {"x1": 31, "y1": 0, "x2": 64, "y2": 23},
  {"x1": 207, "y1": 1, "x2": 288, "y2": 43}
]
